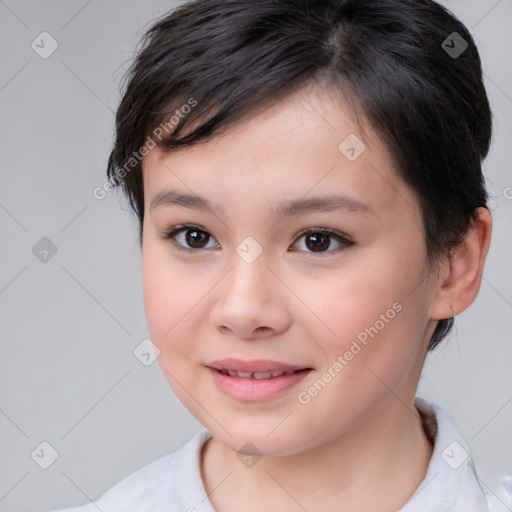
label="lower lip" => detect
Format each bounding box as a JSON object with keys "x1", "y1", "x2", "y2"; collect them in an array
[{"x1": 208, "y1": 367, "x2": 312, "y2": 402}]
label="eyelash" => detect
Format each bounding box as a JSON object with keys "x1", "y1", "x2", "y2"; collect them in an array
[{"x1": 160, "y1": 224, "x2": 354, "y2": 255}]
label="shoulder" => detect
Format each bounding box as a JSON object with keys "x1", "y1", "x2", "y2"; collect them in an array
[
  {"x1": 485, "y1": 474, "x2": 512, "y2": 512},
  {"x1": 412, "y1": 397, "x2": 512, "y2": 512},
  {"x1": 48, "y1": 428, "x2": 213, "y2": 512}
]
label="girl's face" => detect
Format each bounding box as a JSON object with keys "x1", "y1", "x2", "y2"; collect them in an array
[{"x1": 141, "y1": 85, "x2": 438, "y2": 456}]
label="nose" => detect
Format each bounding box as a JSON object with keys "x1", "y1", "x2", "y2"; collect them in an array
[{"x1": 209, "y1": 255, "x2": 292, "y2": 340}]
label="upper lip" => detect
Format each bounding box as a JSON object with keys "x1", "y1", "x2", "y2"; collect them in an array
[{"x1": 207, "y1": 358, "x2": 309, "y2": 373}]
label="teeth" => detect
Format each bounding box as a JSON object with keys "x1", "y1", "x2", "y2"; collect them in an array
[
  {"x1": 236, "y1": 371, "x2": 253, "y2": 378},
  {"x1": 220, "y1": 369, "x2": 298, "y2": 379},
  {"x1": 252, "y1": 371, "x2": 273, "y2": 380}
]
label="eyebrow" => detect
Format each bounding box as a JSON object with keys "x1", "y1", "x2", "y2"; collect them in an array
[{"x1": 149, "y1": 190, "x2": 375, "y2": 217}]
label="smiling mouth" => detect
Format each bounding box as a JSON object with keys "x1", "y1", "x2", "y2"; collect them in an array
[{"x1": 207, "y1": 365, "x2": 313, "y2": 401}]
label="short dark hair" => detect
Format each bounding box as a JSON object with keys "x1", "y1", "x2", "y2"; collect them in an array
[{"x1": 107, "y1": 0, "x2": 492, "y2": 351}]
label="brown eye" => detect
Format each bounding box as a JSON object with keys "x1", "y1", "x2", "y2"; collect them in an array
[
  {"x1": 306, "y1": 233, "x2": 331, "y2": 252},
  {"x1": 162, "y1": 225, "x2": 220, "y2": 251},
  {"x1": 291, "y1": 228, "x2": 353, "y2": 254},
  {"x1": 184, "y1": 229, "x2": 210, "y2": 249}
]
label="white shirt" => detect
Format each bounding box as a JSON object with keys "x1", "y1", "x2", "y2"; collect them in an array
[{"x1": 50, "y1": 397, "x2": 512, "y2": 512}]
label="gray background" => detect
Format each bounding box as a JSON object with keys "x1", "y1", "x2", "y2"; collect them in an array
[{"x1": 0, "y1": 1, "x2": 511, "y2": 510}]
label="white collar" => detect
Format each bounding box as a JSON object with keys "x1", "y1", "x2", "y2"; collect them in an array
[{"x1": 398, "y1": 397, "x2": 489, "y2": 511}]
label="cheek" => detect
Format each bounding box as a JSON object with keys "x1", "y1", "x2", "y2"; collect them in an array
[
  {"x1": 142, "y1": 247, "x2": 213, "y2": 414},
  {"x1": 293, "y1": 272, "x2": 423, "y2": 438},
  {"x1": 302, "y1": 247, "x2": 427, "y2": 377},
  {"x1": 142, "y1": 244, "x2": 204, "y2": 360},
  {"x1": 300, "y1": 262, "x2": 405, "y2": 345}
]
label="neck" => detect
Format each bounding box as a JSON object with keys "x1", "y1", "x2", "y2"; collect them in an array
[{"x1": 201, "y1": 398, "x2": 433, "y2": 512}]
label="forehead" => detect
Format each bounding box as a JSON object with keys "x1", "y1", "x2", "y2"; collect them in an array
[{"x1": 141, "y1": 84, "x2": 419, "y2": 223}]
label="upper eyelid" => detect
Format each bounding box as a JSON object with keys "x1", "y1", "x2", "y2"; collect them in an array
[{"x1": 294, "y1": 226, "x2": 352, "y2": 241}]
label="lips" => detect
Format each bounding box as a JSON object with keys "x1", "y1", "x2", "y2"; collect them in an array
[{"x1": 206, "y1": 358, "x2": 313, "y2": 401}]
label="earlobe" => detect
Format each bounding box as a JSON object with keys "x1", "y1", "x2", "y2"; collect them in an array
[{"x1": 429, "y1": 207, "x2": 492, "y2": 320}]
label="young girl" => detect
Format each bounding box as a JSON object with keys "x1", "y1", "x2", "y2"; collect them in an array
[{"x1": 52, "y1": 0, "x2": 511, "y2": 510}]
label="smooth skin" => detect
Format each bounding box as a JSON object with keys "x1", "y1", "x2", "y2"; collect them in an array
[{"x1": 141, "y1": 83, "x2": 492, "y2": 512}]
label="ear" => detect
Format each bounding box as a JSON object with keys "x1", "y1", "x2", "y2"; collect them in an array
[{"x1": 429, "y1": 207, "x2": 492, "y2": 320}]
